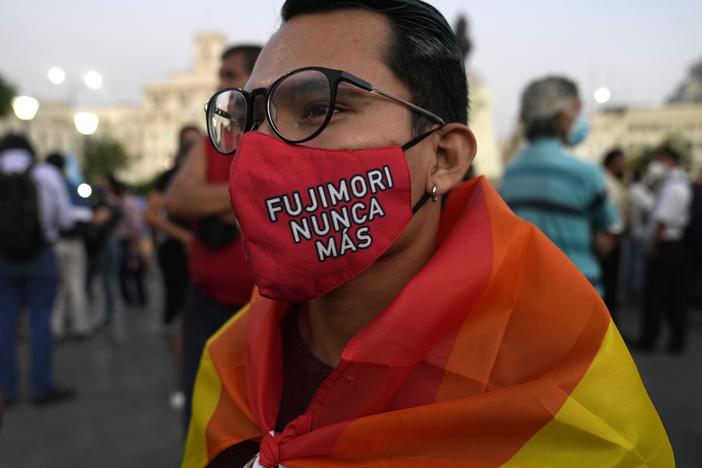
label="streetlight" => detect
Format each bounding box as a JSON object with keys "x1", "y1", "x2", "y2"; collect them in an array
[
  {"x1": 594, "y1": 87, "x2": 611, "y2": 105},
  {"x1": 77, "y1": 183, "x2": 93, "y2": 198},
  {"x1": 83, "y1": 71, "x2": 103, "y2": 90},
  {"x1": 48, "y1": 67, "x2": 66, "y2": 85},
  {"x1": 12, "y1": 96, "x2": 40, "y2": 120},
  {"x1": 74, "y1": 112, "x2": 99, "y2": 135}
]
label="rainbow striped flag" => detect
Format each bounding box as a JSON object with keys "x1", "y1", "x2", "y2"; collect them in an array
[{"x1": 183, "y1": 177, "x2": 673, "y2": 467}]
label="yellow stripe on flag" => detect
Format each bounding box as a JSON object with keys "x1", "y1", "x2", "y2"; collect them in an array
[
  {"x1": 504, "y1": 321, "x2": 674, "y2": 467},
  {"x1": 181, "y1": 305, "x2": 250, "y2": 468},
  {"x1": 182, "y1": 347, "x2": 221, "y2": 468}
]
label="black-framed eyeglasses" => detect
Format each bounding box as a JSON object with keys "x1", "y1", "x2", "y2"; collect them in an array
[{"x1": 203, "y1": 66, "x2": 446, "y2": 154}]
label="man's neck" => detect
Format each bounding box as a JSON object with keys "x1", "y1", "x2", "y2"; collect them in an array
[{"x1": 299, "y1": 210, "x2": 440, "y2": 367}]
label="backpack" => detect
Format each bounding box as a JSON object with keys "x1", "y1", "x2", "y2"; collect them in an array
[{"x1": 0, "y1": 162, "x2": 46, "y2": 261}]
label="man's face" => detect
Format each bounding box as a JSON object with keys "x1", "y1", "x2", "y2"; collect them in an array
[
  {"x1": 557, "y1": 98, "x2": 582, "y2": 139},
  {"x1": 247, "y1": 9, "x2": 436, "y2": 227},
  {"x1": 609, "y1": 155, "x2": 626, "y2": 179},
  {"x1": 655, "y1": 153, "x2": 676, "y2": 169},
  {"x1": 218, "y1": 52, "x2": 251, "y2": 90}
]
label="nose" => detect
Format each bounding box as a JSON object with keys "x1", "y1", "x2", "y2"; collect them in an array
[{"x1": 251, "y1": 93, "x2": 277, "y2": 138}]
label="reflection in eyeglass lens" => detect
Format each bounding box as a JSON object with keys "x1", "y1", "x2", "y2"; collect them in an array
[
  {"x1": 210, "y1": 90, "x2": 247, "y2": 153},
  {"x1": 270, "y1": 70, "x2": 332, "y2": 141}
]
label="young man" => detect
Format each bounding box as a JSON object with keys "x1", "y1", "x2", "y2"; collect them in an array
[
  {"x1": 183, "y1": 1, "x2": 672, "y2": 466},
  {"x1": 638, "y1": 146, "x2": 692, "y2": 353},
  {"x1": 166, "y1": 45, "x2": 261, "y2": 427},
  {"x1": 0, "y1": 134, "x2": 75, "y2": 406}
]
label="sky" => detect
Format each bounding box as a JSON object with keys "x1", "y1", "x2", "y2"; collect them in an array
[{"x1": 1, "y1": 0, "x2": 701, "y2": 139}]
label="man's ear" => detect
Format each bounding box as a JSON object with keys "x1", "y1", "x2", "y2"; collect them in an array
[{"x1": 429, "y1": 123, "x2": 477, "y2": 195}]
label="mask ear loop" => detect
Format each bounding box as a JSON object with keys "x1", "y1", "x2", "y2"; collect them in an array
[
  {"x1": 403, "y1": 126, "x2": 443, "y2": 214},
  {"x1": 411, "y1": 185, "x2": 439, "y2": 214}
]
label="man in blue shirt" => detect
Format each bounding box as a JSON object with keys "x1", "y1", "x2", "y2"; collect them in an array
[{"x1": 501, "y1": 76, "x2": 620, "y2": 294}]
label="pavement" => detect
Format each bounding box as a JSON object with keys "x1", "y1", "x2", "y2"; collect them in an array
[{"x1": 0, "y1": 290, "x2": 700, "y2": 467}]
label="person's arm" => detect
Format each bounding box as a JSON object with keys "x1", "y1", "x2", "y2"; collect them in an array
[
  {"x1": 647, "y1": 184, "x2": 686, "y2": 256},
  {"x1": 165, "y1": 141, "x2": 233, "y2": 219},
  {"x1": 145, "y1": 190, "x2": 192, "y2": 247},
  {"x1": 45, "y1": 166, "x2": 75, "y2": 231},
  {"x1": 589, "y1": 169, "x2": 620, "y2": 257}
]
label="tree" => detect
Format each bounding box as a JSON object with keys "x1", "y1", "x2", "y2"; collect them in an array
[
  {"x1": 454, "y1": 15, "x2": 473, "y2": 62},
  {"x1": 82, "y1": 138, "x2": 132, "y2": 182},
  {"x1": 0, "y1": 75, "x2": 17, "y2": 118},
  {"x1": 627, "y1": 134, "x2": 693, "y2": 172}
]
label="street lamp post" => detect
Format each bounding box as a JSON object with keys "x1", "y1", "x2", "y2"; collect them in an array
[
  {"x1": 11, "y1": 95, "x2": 39, "y2": 121},
  {"x1": 11, "y1": 95, "x2": 40, "y2": 134},
  {"x1": 47, "y1": 67, "x2": 103, "y2": 164}
]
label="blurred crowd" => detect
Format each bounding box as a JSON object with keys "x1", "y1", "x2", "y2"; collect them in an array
[
  {"x1": 501, "y1": 75, "x2": 699, "y2": 355},
  {"x1": 0, "y1": 45, "x2": 262, "y2": 428}
]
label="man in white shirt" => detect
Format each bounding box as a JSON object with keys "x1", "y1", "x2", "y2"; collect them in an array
[
  {"x1": 638, "y1": 146, "x2": 692, "y2": 353},
  {"x1": 0, "y1": 134, "x2": 76, "y2": 407}
]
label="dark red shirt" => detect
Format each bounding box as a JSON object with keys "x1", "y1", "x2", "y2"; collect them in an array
[
  {"x1": 209, "y1": 309, "x2": 333, "y2": 467},
  {"x1": 188, "y1": 138, "x2": 256, "y2": 306}
]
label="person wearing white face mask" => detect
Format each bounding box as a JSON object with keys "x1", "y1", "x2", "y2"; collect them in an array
[
  {"x1": 635, "y1": 146, "x2": 692, "y2": 353},
  {"x1": 501, "y1": 76, "x2": 621, "y2": 296}
]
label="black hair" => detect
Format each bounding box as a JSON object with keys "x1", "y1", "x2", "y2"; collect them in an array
[
  {"x1": 104, "y1": 173, "x2": 126, "y2": 197},
  {"x1": 602, "y1": 148, "x2": 624, "y2": 168},
  {"x1": 178, "y1": 125, "x2": 201, "y2": 146},
  {"x1": 656, "y1": 145, "x2": 682, "y2": 165},
  {"x1": 0, "y1": 133, "x2": 35, "y2": 158},
  {"x1": 520, "y1": 76, "x2": 579, "y2": 142},
  {"x1": 281, "y1": 0, "x2": 468, "y2": 134},
  {"x1": 221, "y1": 44, "x2": 263, "y2": 74},
  {"x1": 46, "y1": 152, "x2": 66, "y2": 172},
  {"x1": 632, "y1": 167, "x2": 644, "y2": 182}
]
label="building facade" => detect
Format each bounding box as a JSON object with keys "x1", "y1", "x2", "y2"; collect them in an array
[
  {"x1": 578, "y1": 103, "x2": 702, "y2": 171},
  {"x1": 2, "y1": 33, "x2": 506, "y2": 184}
]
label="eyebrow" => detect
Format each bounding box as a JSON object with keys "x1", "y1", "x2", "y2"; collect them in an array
[
  {"x1": 290, "y1": 79, "x2": 330, "y2": 98},
  {"x1": 335, "y1": 86, "x2": 370, "y2": 101}
]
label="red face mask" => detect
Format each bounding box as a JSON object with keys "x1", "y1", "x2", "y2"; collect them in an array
[{"x1": 229, "y1": 131, "x2": 434, "y2": 302}]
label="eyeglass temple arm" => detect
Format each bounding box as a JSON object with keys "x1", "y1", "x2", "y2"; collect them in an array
[
  {"x1": 203, "y1": 102, "x2": 235, "y2": 121},
  {"x1": 368, "y1": 88, "x2": 446, "y2": 126}
]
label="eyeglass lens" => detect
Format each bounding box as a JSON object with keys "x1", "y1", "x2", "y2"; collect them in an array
[{"x1": 208, "y1": 69, "x2": 333, "y2": 153}]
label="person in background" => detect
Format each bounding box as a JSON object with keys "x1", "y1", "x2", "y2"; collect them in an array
[
  {"x1": 166, "y1": 44, "x2": 260, "y2": 428},
  {"x1": 0, "y1": 133, "x2": 75, "y2": 406},
  {"x1": 115, "y1": 185, "x2": 149, "y2": 310},
  {"x1": 85, "y1": 174, "x2": 123, "y2": 329},
  {"x1": 685, "y1": 170, "x2": 702, "y2": 309},
  {"x1": 623, "y1": 167, "x2": 654, "y2": 301},
  {"x1": 600, "y1": 148, "x2": 628, "y2": 319},
  {"x1": 46, "y1": 152, "x2": 93, "y2": 340},
  {"x1": 637, "y1": 146, "x2": 692, "y2": 353},
  {"x1": 501, "y1": 76, "x2": 621, "y2": 295},
  {"x1": 145, "y1": 124, "x2": 201, "y2": 411}
]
